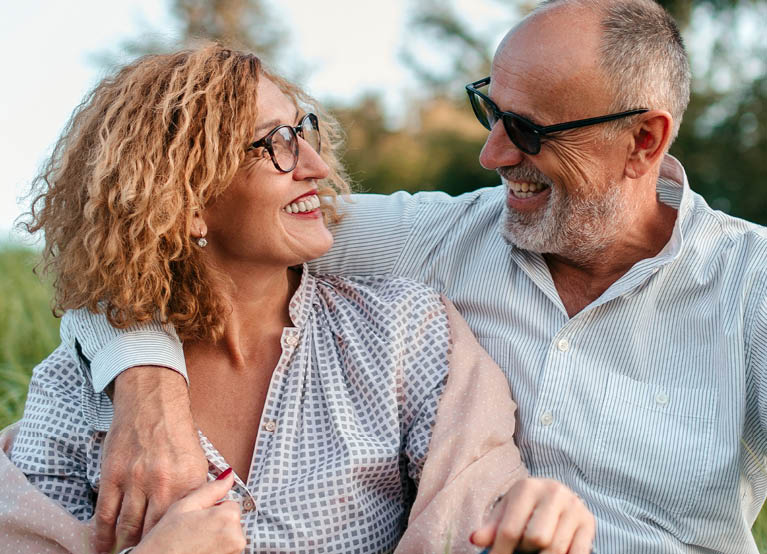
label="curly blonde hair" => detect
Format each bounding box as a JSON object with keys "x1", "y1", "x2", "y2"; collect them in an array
[{"x1": 24, "y1": 43, "x2": 350, "y2": 341}]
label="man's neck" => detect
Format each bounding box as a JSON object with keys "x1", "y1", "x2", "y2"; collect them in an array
[{"x1": 545, "y1": 192, "x2": 678, "y2": 317}]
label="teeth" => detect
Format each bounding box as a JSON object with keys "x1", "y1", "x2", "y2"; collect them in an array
[
  {"x1": 506, "y1": 180, "x2": 548, "y2": 199},
  {"x1": 284, "y1": 194, "x2": 320, "y2": 214}
]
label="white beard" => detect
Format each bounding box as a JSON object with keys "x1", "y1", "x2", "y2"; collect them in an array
[{"x1": 498, "y1": 165, "x2": 628, "y2": 264}]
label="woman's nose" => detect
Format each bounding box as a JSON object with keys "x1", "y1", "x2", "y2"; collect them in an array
[{"x1": 292, "y1": 137, "x2": 330, "y2": 181}]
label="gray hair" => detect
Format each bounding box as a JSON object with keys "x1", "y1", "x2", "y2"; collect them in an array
[{"x1": 536, "y1": 0, "x2": 691, "y2": 145}]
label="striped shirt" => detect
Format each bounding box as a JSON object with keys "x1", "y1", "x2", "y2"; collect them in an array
[
  {"x1": 63, "y1": 155, "x2": 767, "y2": 552},
  {"x1": 13, "y1": 272, "x2": 453, "y2": 553}
]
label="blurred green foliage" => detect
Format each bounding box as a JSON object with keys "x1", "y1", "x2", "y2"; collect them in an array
[{"x1": 0, "y1": 246, "x2": 59, "y2": 429}]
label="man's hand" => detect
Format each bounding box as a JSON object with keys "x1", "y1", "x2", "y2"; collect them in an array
[
  {"x1": 95, "y1": 367, "x2": 208, "y2": 553},
  {"x1": 470, "y1": 478, "x2": 595, "y2": 554}
]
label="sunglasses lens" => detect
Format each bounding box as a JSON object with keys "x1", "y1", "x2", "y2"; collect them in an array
[
  {"x1": 469, "y1": 92, "x2": 494, "y2": 131},
  {"x1": 300, "y1": 114, "x2": 321, "y2": 155},
  {"x1": 503, "y1": 116, "x2": 540, "y2": 155},
  {"x1": 271, "y1": 127, "x2": 298, "y2": 172}
]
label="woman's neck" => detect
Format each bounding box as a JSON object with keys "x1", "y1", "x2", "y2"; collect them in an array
[{"x1": 188, "y1": 264, "x2": 301, "y2": 371}]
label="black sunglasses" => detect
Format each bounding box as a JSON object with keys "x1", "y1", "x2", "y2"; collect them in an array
[
  {"x1": 465, "y1": 77, "x2": 648, "y2": 155},
  {"x1": 249, "y1": 113, "x2": 321, "y2": 173}
]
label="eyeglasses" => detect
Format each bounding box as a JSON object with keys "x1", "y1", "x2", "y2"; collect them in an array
[
  {"x1": 249, "y1": 113, "x2": 321, "y2": 173},
  {"x1": 465, "y1": 76, "x2": 648, "y2": 155}
]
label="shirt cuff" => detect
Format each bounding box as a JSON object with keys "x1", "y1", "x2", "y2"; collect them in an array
[{"x1": 90, "y1": 331, "x2": 188, "y2": 393}]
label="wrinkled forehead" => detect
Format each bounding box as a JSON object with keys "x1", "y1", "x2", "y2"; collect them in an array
[{"x1": 490, "y1": 6, "x2": 609, "y2": 119}]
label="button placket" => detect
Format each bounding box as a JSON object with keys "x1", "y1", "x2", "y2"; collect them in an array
[{"x1": 533, "y1": 321, "x2": 585, "y2": 436}]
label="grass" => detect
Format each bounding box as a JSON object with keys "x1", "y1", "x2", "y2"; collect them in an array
[
  {"x1": 0, "y1": 244, "x2": 59, "y2": 429},
  {"x1": 1, "y1": 244, "x2": 767, "y2": 550}
]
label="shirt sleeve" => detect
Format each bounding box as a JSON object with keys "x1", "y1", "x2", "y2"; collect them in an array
[
  {"x1": 746, "y1": 272, "x2": 767, "y2": 449},
  {"x1": 9, "y1": 345, "x2": 98, "y2": 521},
  {"x1": 60, "y1": 307, "x2": 188, "y2": 394},
  {"x1": 310, "y1": 189, "x2": 471, "y2": 279}
]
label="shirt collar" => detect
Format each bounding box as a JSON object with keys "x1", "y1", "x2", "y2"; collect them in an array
[
  {"x1": 654, "y1": 153, "x2": 692, "y2": 263},
  {"x1": 288, "y1": 263, "x2": 316, "y2": 328}
]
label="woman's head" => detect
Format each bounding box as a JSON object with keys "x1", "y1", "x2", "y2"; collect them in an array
[{"x1": 26, "y1": 43, "x2": 350, "y2": 340}]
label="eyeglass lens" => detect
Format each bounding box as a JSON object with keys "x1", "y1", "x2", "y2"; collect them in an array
[{"x1": 266, "y1": 114, "x2": 321, "y2": 172}]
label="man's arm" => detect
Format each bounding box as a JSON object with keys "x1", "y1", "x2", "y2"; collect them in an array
[{"x1": 60, "y1": 310, "x2": 206, "y2": 552}]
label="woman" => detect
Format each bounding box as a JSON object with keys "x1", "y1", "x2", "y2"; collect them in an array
[{"x1": 5, "y1": 44, "x2": 593, "y2": 553}]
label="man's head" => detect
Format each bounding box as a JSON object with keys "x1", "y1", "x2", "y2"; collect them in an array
[{"x1": 476, "y1": 0, "x2": 690, "y2": 263}]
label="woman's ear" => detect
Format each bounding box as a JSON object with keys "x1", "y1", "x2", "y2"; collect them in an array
[
  {"x1": 625, "y1": 110, "x2": 673, "y2": 179},
  {"x1": 190, "y1": 211, "x2": 208, "y2": 240}
]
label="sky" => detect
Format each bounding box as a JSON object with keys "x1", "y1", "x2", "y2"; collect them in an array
[{"x1": 0, "y1": 0, "x2": 511, "y2": 243}]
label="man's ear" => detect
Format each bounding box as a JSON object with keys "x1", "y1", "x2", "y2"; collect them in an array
[{"x1": 625, "y1": 110, "x2": 673, "y2": 179}]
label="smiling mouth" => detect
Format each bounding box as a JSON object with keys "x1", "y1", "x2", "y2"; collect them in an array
[
  {"x1": 284, "y1": 194, "x2": 321, "y2": 214},
  {"x1": 506, "y1": 180, "x2": 550, "y2": 199}
]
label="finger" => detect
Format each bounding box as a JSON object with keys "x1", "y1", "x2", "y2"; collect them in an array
[
  {"x1": 566, "y1": 519, "x2": 596, "y2": 554},
  {"x1": 488, "y1": 494, "x2": 537, "y2": 554},
  {"x1": 93, "y1": 481, "x2": 122, "y2": 553},
  {"x1": 538, "y1": 505, "x2": 580, "y2": 554},
  {"x1": 142, "y1": 497, "x2": 171, "y2": 539},
  {"x1": 517, "y1": 494, "x2": 562, "y2": 551},
  {"x1": 114, "y1": 491, "x2": 148, "y2": 551},
  {"x1": 470, "y1": 523, "x2": 496, "y2": 547},
  {"x1": 177, "y1": 472, "x2": 235, "y2": 511}
]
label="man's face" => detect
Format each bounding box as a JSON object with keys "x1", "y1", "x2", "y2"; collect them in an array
[{"x1": 480, "y1": 8, "x2": 633, "y2": 263}]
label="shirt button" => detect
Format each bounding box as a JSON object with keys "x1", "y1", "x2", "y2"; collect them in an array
[
  {"x1": 263, "y1": 420, "x2": 277, "y2": 432},
  {"x1": 242, "y1": 498, "x2": 256, "y2": 512},
  {"x1": 557, "y1": 338, "x2": 570, "y2": 352},
  {"x1": 285, "y1": 335, "x2": 298, "y2": 347},
  {"x1": 655, "y1": 391, "x2": 669, "y2": 405},
  {"x1": 540, "y1": 411, "x2": 554, "y2": 426}
]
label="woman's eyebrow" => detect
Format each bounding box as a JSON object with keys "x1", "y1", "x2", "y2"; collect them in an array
[
  {"x1": 254, "y1": 119, "x2": 281, "y2": 135},
  {"x1": 253, "y1": 110, "x2": 301, "y2": 135}
]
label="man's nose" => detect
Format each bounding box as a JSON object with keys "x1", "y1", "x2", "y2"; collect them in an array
[{"x1": 479, "y1": 122, "x2": 524, "y2": 170}]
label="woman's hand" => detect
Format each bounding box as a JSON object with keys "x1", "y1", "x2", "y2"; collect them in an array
[
  {"x1": 132, "y1": 471, "x2": 246, "y2": 554},
  {"x1": 470, "y1": 478, "x2": 595, "y2": 553}
]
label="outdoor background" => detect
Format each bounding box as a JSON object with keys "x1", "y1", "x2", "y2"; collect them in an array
[{"x1": 1, "y1": 0, "x2": 766, "y2": 547}]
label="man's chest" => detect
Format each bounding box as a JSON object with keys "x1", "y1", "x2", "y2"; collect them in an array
[{"x1": 457, "y1": 277, "x2": 747, "y2": 523}]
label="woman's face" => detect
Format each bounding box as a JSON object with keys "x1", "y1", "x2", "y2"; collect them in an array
[{"x1": 202, "y1": 77, "x2": 334, "y2": 272}]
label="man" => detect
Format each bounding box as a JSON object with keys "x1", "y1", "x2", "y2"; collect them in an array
[{"x1": 59, "y1": 0, "x2": 767, "y2": 552}]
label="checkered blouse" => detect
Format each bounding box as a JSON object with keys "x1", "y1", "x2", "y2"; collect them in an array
[{"x1": 10, "y1": 271, "x2": 451, "y2": 553}]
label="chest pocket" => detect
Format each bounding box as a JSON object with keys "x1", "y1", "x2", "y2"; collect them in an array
[{"x1": 587, "y1": 371, "x2": 717, "y2": 516}]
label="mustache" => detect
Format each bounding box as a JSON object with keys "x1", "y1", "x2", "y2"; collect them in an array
[{"x1": 497, "y1": 164, "x2": 555, "y2": 187}]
